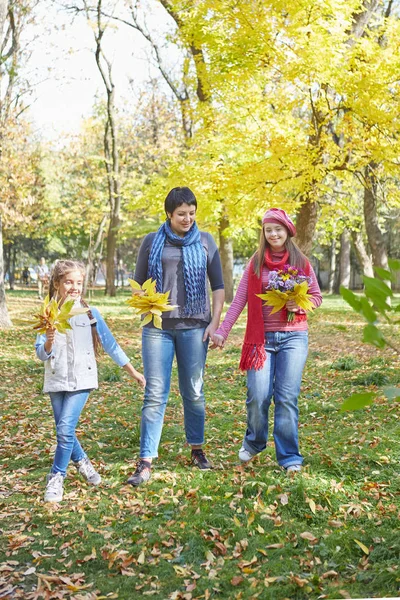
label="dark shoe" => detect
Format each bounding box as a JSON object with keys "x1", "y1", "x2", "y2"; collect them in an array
[
  {"x1": 127, "y1": 460, "x2": 152, "y2": 487},
  {"x1": 191, "y1": 449, "x2": 213, "y2": 470}
]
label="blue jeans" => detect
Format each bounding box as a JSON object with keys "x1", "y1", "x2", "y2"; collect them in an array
[
  {"x1": 49, "y1": 390, "x2": 90, "y2": 476},
  {"x1": 140, "y1": 327, "x2": 209, "y2": 458},
  {"x1": 243, "y1": 331, "x2": 308, "y2": 468}
]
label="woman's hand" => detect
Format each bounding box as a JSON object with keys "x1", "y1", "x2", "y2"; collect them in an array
[{"x1": 210, "y1": 333, "x2": 225, "y2": 349}]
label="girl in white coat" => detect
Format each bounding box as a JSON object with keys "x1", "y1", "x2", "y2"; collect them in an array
[{"x1": 35, "y1": 260, "x2": 145, "y2": 502}]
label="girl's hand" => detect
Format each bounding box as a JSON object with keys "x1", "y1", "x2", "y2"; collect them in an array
[
  {"x1": 210, "y1": 333, "x2": 225, "y2": 349},
  {"x1": 44, "y1": 327, "x2": 56, "y2": 354},
  {"x1": 123, "y1": 363, "x2": 146, "y2": 388},
  {"x1": 133, "y1": 371, "x2": 146, "y2": 388},
  {"x1": 285, "y1": 300, "x2": 300, "y2": 312}
]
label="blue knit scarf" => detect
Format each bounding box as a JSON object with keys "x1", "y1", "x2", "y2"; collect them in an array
[{"x1": 148, "y1": 220, "x2": 207, "y2": 317}]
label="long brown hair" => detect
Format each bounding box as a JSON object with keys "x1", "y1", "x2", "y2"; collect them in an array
[
  {"x1": 49, "y1": 260, "x2": 102, "y2": 356},
  {"x1": 252, "y1": 226, "x2": 308, "y2": 278}
]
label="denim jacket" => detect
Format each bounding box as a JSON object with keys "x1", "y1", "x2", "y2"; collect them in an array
[{"x1": 35, "y1": 307, "x2": 129, "y2": 393}]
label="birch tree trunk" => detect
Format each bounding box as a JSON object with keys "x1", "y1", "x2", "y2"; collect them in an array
[
  {"x1": 339, "y1": 229, "x2": 351, "y2": 289},
  {"x1": 328, "y1": 240, "x2": 336, "y2": 295}
]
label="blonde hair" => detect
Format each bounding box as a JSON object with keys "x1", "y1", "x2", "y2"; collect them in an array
[
  {"x1": 252, "y1": 227, "x2": 308, "y2": 277},
  {"x1": 49, "y1": 260, "x2": 102, "y2": 355}
]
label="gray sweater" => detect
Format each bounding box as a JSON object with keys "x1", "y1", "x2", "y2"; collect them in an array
[{"x1": 134, "y1": 230, "x2": 224, "y2": 329}]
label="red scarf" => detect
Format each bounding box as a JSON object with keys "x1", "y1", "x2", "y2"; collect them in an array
[{"x1": 239, "y1": 248, "x2": 310, "y2": 371}]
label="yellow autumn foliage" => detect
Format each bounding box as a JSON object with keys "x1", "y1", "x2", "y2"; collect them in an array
[
  {"x1": 126, "y1": 278, "x2": 178, "y2": 329},
  {"x1": 31, "y1": 295, "x2": 88, "y2": 335},
  {"x1": 257, "y1": 281, "x2": 315, "y2": 315}
]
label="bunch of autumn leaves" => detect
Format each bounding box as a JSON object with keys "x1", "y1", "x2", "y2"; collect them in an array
[{"x1": 126, "y1": 278, "x2": 177, "y2": 329}]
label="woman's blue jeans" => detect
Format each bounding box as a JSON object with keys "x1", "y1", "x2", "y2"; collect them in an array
[
  {"x1": 49, "y1": 390, "x2": 90, "y2": 476},
  {"x1": 243, "y1": 331, "x2": 308, "y2": 468},
  {"x1": 140, "y1": 327, "x2": 208, "y2": 458}
]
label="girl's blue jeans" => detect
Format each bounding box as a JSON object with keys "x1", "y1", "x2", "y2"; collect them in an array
[
  {"x1": 140, "y1": 327, "x2": 208, "y2": 458},
  {"x1": 243, "y1": 331, "x2": 308, "y2": 468},
  {"x1": 49, "y1": 390, "x2": 90, "y2": 476}
]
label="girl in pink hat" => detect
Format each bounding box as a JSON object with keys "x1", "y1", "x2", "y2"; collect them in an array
[{"x1": 212, "y1": 208, "x2": 322, "y2": 473}]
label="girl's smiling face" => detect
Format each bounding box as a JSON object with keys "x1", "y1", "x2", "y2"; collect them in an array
[
  {"x1": 55, "y1": 270, "x2": 84, "y2": 301},
  {"x1": 263, "y1": 222, "x2": 288, "y2": 252}
]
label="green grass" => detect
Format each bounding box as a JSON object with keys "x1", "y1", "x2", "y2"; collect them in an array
[{"x1": 0, "y1": 292, "x2": 399, "y2": 599}]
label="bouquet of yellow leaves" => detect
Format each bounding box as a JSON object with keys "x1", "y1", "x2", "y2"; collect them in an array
[
  {"x1": 126, "y1": 278, "x2": 177, "y2": 329},
  {"x1": 32, "y1": 295, "x2": 89, "y2": 334},
  {"x1": 257, "y1": 265, "x2": 314, "y2": 322}
]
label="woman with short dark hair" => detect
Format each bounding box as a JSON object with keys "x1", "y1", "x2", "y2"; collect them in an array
[{"x1": 127, "y1": 187, "x2": 225, "y2": 486}]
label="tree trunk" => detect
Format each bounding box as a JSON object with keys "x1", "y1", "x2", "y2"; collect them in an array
[
  {"x1": 84, "y1": 215, "x2": 107, "y2": 296},
  {"x1": 105, "y1": 213, "x2": 119, "y2": 296},
  {"x1": 338, "y1": 229, "x2": 351, "y2": 289},
  {"x1": 351, "y1": 229, "x2": 374, "y2": 277},
  {"x1": 328, "y1": 239, "x2": 336, "y2": 295},
  {"x1": 294, "y1": 197, "x2": 319, "y2": 255},
  {"x1": 363, "y1": 164, "x2": 388, "y2": 271},
  {"x1": 0, "y1": 3, "x2": 12, "y2": 328},
  {"x1": 218, "y1": 215, "x2": 233, "y2": 303},
  {"x1": 0, "y1": 215, "x2": 12, "y2": 328},
  {"x1": 90, "y1": 0, "x2": 121, "y2": 297}
]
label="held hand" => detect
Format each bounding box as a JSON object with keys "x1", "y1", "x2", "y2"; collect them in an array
[
  {"x1": 285, "y1": 300, "x2": 300, "y2": 312},
  {"x1": 203, "y1": 323, "x2": 216, "y2": 343},
  {"x1": 210, "y1": 333, "x2": 225, "y2": 349}
]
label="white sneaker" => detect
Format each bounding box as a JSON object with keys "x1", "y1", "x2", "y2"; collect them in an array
[
  {"x1": 44, "y1": 472, "x2": 64, "y2": 502},
  {"x1": 286, "y1": 464, "x2": 302, "y2": 475},
  {"x1": 74, "y1": 457, "x2": 101, "y2": 485},
  {"x1": 238, "y1": 446, "x2": 256, "y2": 462}
]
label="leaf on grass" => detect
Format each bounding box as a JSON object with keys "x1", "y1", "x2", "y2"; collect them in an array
[
  {"x1": 231, "y1": 576, "x2": 243, "y2": 586},
  {"x1": 300, "y1": 532, "x2": 318, "y2": 542},
  {"x1": 354, "y1": 539, "x2": 369, "y2": 555},
  {"x1": 328, "y1": 520, "x2": 344, "y2": 528},
  {"x1": 256, "y1": 525, "x2": 265, "y2": 534},
  {"x1": 137, "y1": 550, "x2": 146, "y2": 564},
  {"x1": 307, "y1": 498, "x2": 316, "y2": 514},
  {"x1": 265, "y1": 543, "x2": 284, "y2": 549},
  {"x1": 322, "y1": 570, "x2": 338, "y2": 579},
  {"x1": 279, "y1": 493, "x2": 289, "y2": 505},
  {"x1": 205, "y1": 550, "x2": 215, "y2": 563}
]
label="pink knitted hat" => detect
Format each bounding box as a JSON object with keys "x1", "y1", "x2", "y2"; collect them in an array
[{"x1": 262, "y1": 208, "x2": 296, "y2": 237}]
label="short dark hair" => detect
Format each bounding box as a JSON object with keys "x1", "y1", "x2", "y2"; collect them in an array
[{"x1": 164, "y1": 187, "x2": 197, "y2": 216}]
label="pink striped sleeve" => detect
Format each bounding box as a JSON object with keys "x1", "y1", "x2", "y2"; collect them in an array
[
  {"x1": 308, "y1": 265, "x2": 323, "y2": 308},
  {"x1": 215, "y1": 262, "x2": 250, "y2": 340}
]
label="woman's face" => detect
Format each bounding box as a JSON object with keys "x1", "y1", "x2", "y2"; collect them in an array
[
  {"x1": 167, "y1": 202, "x2": 196, "y2": 237},
  {"x1": 263, "y1": 222, "x2": 288, "y2": 251},
  {"x1": 55, "y1": 270, "x2": 84, "y2": 301}
]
